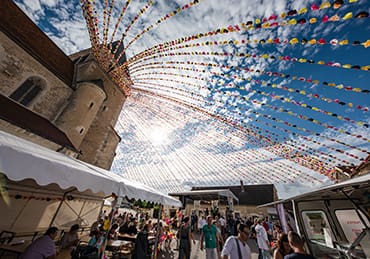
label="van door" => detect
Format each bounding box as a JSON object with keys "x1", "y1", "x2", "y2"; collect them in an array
[
  {"x1": 295, "y1": 200, "x2": 343, "y2": 258},
  {"x1": 295, "y1": 199, "x2": 369, "y2": 258}
]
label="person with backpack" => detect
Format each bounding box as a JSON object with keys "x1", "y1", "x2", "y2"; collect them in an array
[
  {"x1": 178, "y1": 216, "x2": 195, "y2": 259},
  {"x1": 221, "y1": 223, "x2": 252, "y2": 259}
]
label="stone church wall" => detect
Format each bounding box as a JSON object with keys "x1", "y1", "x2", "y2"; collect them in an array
[{"x1": 0, "y1": 31, "x2": 73, "y2": 121}]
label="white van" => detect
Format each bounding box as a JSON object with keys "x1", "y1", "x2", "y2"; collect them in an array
[{"x1": 260, "y1": 174, "x2": 370, "y2": 258}]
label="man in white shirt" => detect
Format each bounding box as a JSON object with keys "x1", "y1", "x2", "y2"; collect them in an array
[
  {"x1": 221, "y1": 223, "x2": 251, "y2": 259},
  {"x1": 198, "y1": 215, "x2": 207, "y2": 231},
  {"x1": 255, "y1": 219, "x2": 271, "y2": 259}
]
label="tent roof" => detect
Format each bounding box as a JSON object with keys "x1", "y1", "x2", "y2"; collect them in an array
[
  {"x1": 169, "y1": 189, "x2": 239, "y2": 202},
  {"x1": 258, "y1": 173, "x2": 370, "y2": 208},
  {"x1": 0, "y1": 130, "x2": 181, "y2": 207}
]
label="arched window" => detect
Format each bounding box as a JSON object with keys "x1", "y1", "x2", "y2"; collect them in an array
[{"x1": 10, "y1": 76, "x2": 45, "y2": 106}]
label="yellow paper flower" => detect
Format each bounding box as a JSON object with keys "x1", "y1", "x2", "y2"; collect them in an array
[
  {"x1": 288, "y1": 19, "x2": 297, "y2": 25},
  {"x1": 309, "y1": 18, "x2": 317, "y2": 24},
  {"x1": 298, "y1": 7, "x2": 307, "y2": 14},
  {"x1": 320, "y1": 2, "x2": 331, "y2": 9},
  {"x1": 342, "y1": 12, "x2": 353, "y2": 20},
  {"x1": 290, "y1": 38, "x2": 299, "y2": 44}
]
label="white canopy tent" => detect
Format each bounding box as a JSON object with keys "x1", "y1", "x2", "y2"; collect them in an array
[
  {"x1": 0, "y1": 130, "x2": 181, "y2": 207},
  {"x1": 0, "y1": 130, "x2": 181, "y2": 235}
]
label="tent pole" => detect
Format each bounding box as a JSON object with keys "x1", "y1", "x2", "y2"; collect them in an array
[
  {"x1": 153, "y1": 204, "x2": 163, "y2": 259},
  {"x1": 100, "y1": 192, "x2": 120, "y2": 259},
  {"x1": 49, "y1": 188, "x2": 76, "y2": 228}
]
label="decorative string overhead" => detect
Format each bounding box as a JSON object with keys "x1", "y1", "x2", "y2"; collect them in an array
[
  {"x1": 79, "y1": 0, "x2": 369, "y2": 194},
  {"x1": 131, "y1": 83, "x2": 364, "y2": 169},
  {"x1": 128, "y1": 6, "x2": 369, "y2": 65}
]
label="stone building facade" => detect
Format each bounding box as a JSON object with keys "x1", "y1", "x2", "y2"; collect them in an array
[{"x1": 0, "y1": 0, "x2": 130, "y2": 169}]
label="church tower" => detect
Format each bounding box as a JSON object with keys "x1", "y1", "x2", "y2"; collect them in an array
[{"x1": 0, "y1": 0, "x2": 131, "y2": 169}]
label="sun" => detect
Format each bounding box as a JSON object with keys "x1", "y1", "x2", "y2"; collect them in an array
[{"x1": 149, "y1": 127, "x2": 170, "y2": 146}]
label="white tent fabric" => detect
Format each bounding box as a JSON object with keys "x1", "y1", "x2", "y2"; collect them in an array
[{"x1": 0, "y1": 130, "x2": 181, "y2": 207}]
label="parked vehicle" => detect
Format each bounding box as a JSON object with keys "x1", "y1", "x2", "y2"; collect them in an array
[{"x1": 260, "y1": 174, "x2": 370, "y2": 258}]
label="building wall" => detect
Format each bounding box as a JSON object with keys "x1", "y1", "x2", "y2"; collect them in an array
[
  {"x1": 55, "y1": 81, "x2": 107, "y2": 148},
  {"x1": 0, "y1": 31, "x2": 73, "y2": 121},
  {"x1": 73, "y1": 57, "x2": 127, "y2": 169},
  {"x1": 1, "y1": 28, "x2": 129, "y2": 170},
  {"x1": 183, "y1": 204, "x2": 270, "y2": 219}
]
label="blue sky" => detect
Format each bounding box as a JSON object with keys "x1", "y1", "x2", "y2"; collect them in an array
[{"x1": 15, "y1": 0, "x2": 370, "y2": 198}]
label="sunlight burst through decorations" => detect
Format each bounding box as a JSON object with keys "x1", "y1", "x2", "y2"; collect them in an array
[
  {"x1": 149, "y1": 127, "x2": 170, "y2": 146},
  {"x1": 79, "y1": 0, "x2": 370, "y2": 195}
]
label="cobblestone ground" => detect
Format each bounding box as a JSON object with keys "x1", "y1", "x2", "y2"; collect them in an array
[{"x1": 156, "y1": 232, "x2": 260, "y2": 259}]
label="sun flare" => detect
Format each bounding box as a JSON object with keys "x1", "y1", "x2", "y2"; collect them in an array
[{"x1": 149, "y1": 127, "x2": 170, "y2": 146}]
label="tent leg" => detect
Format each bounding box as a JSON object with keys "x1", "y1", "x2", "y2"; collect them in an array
[
  {"x1": 49, "y1": 188, "x2": 76, "y2": 228},
  {"x1": 153, "y1": 205, "x2": 163, "y2": 259},
  {"x1": 100, "y1": 194, "x2": 119, "y2": 259}
]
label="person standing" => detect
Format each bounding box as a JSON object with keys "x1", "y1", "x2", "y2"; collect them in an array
[
  {"x1": 221, "y1": 223, "x2": 252, "y2": 259},
  {"x1": 255, "y1": 218, "x2": 271, "y2": 259},
  {"x1": 284, "y1": 231, "x2": 315, "y2": 259},
  {"x1": 198, "y1": 215, "x2": 207, "y2": 232},
  {"x1": 21, "y1": 227, "x2": 59, "y2": 259},
  {"x1": 178, "y1": 216, "x2": 196, "y2": 259},
  {"x1": 273, "y1": 233, "x2": 293, "y2": 259},
  {"x1": 60, "y1": 224, "x2": 79, "y2": 249},
  {"x1": 200, "y1": 215, "x2": 219, "y2": 259}
]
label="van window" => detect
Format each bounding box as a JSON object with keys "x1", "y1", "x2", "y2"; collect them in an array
[
  {"x1": 335, "y1": 209, "x2": 369, "y2": 243},
  {"x1": 302, "y1": 211, "x2": 333, "y2": 247}
]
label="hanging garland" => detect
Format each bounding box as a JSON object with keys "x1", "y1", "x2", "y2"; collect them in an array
[
  {"x1": 128, "y1": 5, "x2": 368, "y2": 65},
  {"x1": 129, "y1": 37, "x2": 370, "y2": 66},
  {"x1": 133, "y1": 76, "x2": 369, "y2": 158},
  {"x1": 128, "y1": 93, "x2": 320, "y2": 183},
  {"x1": 133, "y1": 81, "x2": 367, "y2": 164},
  {"x1": 131, "y1": 64, "x2": 369, "y2": 112},
  {"x1": 129, "y1": 60, "x2": 370, "y2": 94},
  {"x1": 124, "y1": 0, "x2": 203, "y2": 50},
  {"x1": 131, "y1": 89, "x2": 337, "y2": 179},
  {"x1": 132, "y1": 67, "x2": 370, "y2": 130}
]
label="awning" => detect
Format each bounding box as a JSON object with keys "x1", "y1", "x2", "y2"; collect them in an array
[
  {"x1": 169, "y1": 189, "x2": 239, "y2": 202},
  {"x1": 0, "y1": 130, "x2": 181, "y2": 207},
  {"x1": 258, "y1": 173, "x2": 370, "y2": 208}
]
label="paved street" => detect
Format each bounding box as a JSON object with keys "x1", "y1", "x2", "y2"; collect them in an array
[{"x1": 157, "y1": 232, "x2": 260, "y2": 259}]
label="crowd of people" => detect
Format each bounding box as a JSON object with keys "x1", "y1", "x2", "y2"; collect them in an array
[
  {"x1": 19, "y1": 206, "x2": 315, "y2": 259},
  {"x1": 20, "y1": 208, "x2": 162, "y2": 259},
  {"x1": 173, "y1": 207, "x2": 316, "y2": 259}
]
